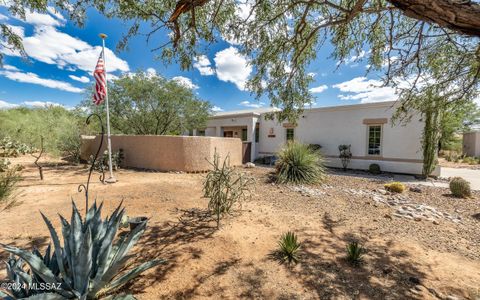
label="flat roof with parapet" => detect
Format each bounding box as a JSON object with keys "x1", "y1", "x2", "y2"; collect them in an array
[{"x1": 211, "y1": 101, "x2": 397, "y2": 119}]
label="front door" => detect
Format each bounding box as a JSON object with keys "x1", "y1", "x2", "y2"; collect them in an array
[
  {"x1": 224, "y1": 131, "x2": 233, "y2": 138},
  {"x1": 242, "y1": 142, "x2": 252, "y2": 163}
]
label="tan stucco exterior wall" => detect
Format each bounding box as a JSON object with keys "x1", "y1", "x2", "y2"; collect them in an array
[
  {"x1": 463, "y1": 132, "x2": 480, "y2": 157},
  {"x1": 81, "y1": 135, "x2": 242, "y2": 172}
]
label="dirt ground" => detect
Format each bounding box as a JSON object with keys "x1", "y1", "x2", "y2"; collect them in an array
[
  {"x1": 1, "y1": 156, "x2": 479, "y2": 300},
  {"x1": 438, "y1": 157, "x2": 480, "y2": 170}
]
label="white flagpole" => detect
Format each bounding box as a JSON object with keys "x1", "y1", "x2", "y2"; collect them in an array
[{"x1": 100, "y1": 33, "x2": 116, "y2": 183}]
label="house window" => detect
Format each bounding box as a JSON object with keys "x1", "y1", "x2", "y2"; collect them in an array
[
  {"x1": 286, "y1": 128, "x2": 295, "y2": 141},
  {"x1": 367, "y1": 125, "x2": 382, "y2": 155},
  {"x1": 255, "y1": 127, "x2": 259, "y2": 143},
  {"x1": 198, "y1": 130, "x2": 205, "y2": 136},
  {"x1": 241, "y1": 128, "x2": 248, "y2": 141}
]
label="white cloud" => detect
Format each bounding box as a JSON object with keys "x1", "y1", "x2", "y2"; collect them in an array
[
  {"x1": 307, "y1": 72, "x2": 316, "y2": 78},
  {"x1": 212, "y1": 106, "x2": 224, "y2": 112},
  {"x1": 0, "y1": 100, "x2": 18, "y2": 109},
  {"x1": 24, "y1": 11, "x2": 63, "y2": 26},
  {"x1": 23, "y1": 101, "x2": 63, "y2": 108},
  {"x1": 0, "y1": 69, "x2": 83, "y2": 93},
  {"x1": 46, "y1": 7, "x2": 66, "y2": 22},
  {"x1": 309, "y1": 84, "x2": 328, "y2": 94},
  {"x1": 0, "y1": 13, "x2": 8, "y2": 21},
  {"x1": 239, "y1": 100, "x2": 264, "y2": 108},
  {"x1": 146, "y1": 68, "x2": 156, "y2": 76},
  {"x1": 193, "y1": 55, "x2": 214, "y2": 76},
  {"x1": 1, "y1": 23, "x2": 129, "y2": 73},
  {"x1": 69, "y1": 75, "x2": 90, "y2": 83},
  {"x1": 332, "y1": 76, "x2": 397, "y2": 103},
  {"x1": 2, "y1": 65, "x2": 19, "y2": 71},
  {"x1": 214, "y1": 47, "x2": 252, "y2": 91},
  {"x1": 343, "y1": 50, "x2": 367, "y2": 66},
  {"x1": 172, "y1": 76, "x2": 199, "y2": 89}
]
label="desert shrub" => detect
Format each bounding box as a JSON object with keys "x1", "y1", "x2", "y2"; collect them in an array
[
  {"x1": 338, "y1": 144, "x2": 352, "y2": 171},
  {"x1": 346, "y1": 241, "x2": 364, "y2": 266},
  {"x1": 0, "y1": 168, "x2": 20, "y2": 203},
  {"x1": 278, "y1": 232, "x2": 301, "y2": 264},
  {"x1": 0, "y1": 106, "x2": 88, "y2": 160},
  {"x1": 204, "y1": 152, "x2": 253, "y2": 228},
  {"x1": 0, "y1": 158, "x2": 11, "y2": 172},
  {"x1": 449, "y1": 177, "x2": 471, "y2": 198},
  {"x1": 275, "y1": 141, "x2": 325, "y2": 184},
  {"x1": 308, "y1": 144, "x2": 322, "y2": 151},
  {"x1": 89, "y1": 149, "x2": 124, "y2": 172},
  {"x1": 1, "y1": 201, "x2": 164, "y2": 299},
  {"x1": 461, "y1": 156, "x2": 480, "y2": 165},
  {"x1": 444, "y1": 151, "x2": 460, "y2": 162},
  {"x1": 0, "y1": 137, "x2": 36, "y2": 157},
  {"x1": 369, "y1": 163, "x2": 381, "y2": 174},
  {"x1": 384, "y1": 182, "x2": 406, "y2": 193}
]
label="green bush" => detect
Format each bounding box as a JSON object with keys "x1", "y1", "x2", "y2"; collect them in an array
[
  {"x1": 1, "y1": 201, "x2": 164, "y2": 299},
  {"x1": 89, "y1": 149, "x2": 125, "y2": 172},
  {"x1": 275, "y1": 141, "x2": 325, "y2": 184},
  {"x1": 278, "y1": 232, "x2": 301, "y2": 264},
  {"x1": 0, "y1": 106, "x2": 87, "y2": 161},
  {"x1": 0, "y1": 168, "x2": 20, "y2": 203},
  {"x1": 449, "y1": 177, "x2": 471, "y2": 198},
  {"x1": 369, "y1": 163, "x2": 381, "y2": 174},
  {"x1": 384, "y1": 182, "x2": 406, "y2": 193},
  {"x1": 338, "y1": 144, "x2": 352, "y2": 171},
  {"x1": 0, "y1": 158, "x2": 11, "y2": 172},
  {"x1": 346, "y1": 241, "x2": 364, "y2": 266}
]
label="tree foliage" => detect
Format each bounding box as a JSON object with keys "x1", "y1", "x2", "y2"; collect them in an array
[
  {"x1": 81, "y1": 71, "x2": 212, "y2": 135},
  {"x1": 2, "y1": 1, "x2": 480, "y2": 122},
  {"x1": 0, "y1": 106, "x2": 88, "y2": 161}
]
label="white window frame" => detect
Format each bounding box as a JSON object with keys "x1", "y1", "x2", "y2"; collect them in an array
[
  {"x1": 367, "y1": 124, "x2": 382, "y2": 156},
  {"x1": 286, "y1": 128, "x2": 295, "y2": 142}
]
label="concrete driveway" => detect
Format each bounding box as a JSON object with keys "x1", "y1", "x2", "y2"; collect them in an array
[{"x1": 440, "y1": 167, "x2": 480, "y2": 191}]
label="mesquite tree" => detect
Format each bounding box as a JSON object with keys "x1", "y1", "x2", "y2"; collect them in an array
[{"x1": 2, "y1": 1, "x2": 479, "y2": 122}]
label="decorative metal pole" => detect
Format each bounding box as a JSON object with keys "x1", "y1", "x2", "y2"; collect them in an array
[{"x1": 99, "y1": 33, "x2": 117, "y2": 183}]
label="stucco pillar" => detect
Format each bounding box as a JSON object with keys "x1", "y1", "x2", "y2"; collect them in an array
[
  {"x1": 248, "y1": 117, "x2": 256, "y2": 162},
  {"x1": 216, "y1": 126, "x2": 222, "y2": 137}
]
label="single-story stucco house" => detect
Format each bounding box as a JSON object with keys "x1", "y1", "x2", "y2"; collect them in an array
[{"x1": 193, "y1": 101, "x2": 439, "y2": 176}]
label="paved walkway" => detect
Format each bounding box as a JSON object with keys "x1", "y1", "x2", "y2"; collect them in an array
[
  {"x1": 439, "y1": 167, "x2": 480, "y2": 190},
  {"x1": 393, "y1": 167, "x2": 480, "y2": 191},
  {"x1": 327, "y1": 167, "x2": 480, "y2": 191}
]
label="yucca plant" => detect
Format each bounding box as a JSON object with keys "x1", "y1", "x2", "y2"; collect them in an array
[
  {"x1": 277, "y1": 232, "x2": 301, "y2": 264},
  {"x1": 275, "y1": 141, "x2": 325, "y2": 184},
  {"x1": 0, "y1": 200, "x2": 164, "y2": 299},
  {"x1": 346, "y1": 241, "x2": 364, "y2": 266},
  {"x1": 204, "y1": 152, "x2": 253, "y2": 228}
]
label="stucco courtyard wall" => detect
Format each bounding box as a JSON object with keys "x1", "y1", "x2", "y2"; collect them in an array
[
  {"x1": 463, "y1": 131, "x2": 480, "y2": 157},
  {"x1": 81, "y1": 135, "x2": 242, "y2": 172}
]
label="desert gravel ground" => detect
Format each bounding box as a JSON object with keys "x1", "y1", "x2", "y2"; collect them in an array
[{"x1": 0, "y1": 156, "x2": 479, "y2": 299}]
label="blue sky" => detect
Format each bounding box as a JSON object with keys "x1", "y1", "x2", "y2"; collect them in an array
[{"x1": 0, "y1": 6, "x2": 399, "y2": 112}]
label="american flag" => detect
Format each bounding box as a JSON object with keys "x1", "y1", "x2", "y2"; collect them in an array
[{"x1": 93, "y1": 50, "x2": 107, "y2": 105}]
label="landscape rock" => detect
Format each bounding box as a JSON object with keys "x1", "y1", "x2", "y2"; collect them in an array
[
  {"x1": 409, "y1": 186, "x2": 422, "y2": 193},
  {"x1": 244, "y1": 162, "x2": 255, "y2": 168}
]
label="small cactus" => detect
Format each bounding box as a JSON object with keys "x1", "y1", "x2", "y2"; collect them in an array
[
  {"x1": 369, "y1": 163, "x2": 381, "y2": 174},
  {"x1": 384, "y1": 181, "x2": 406, "y2": 193},
  {"x1": 449, "y1": 177, "x2": 471, "y2": 198}
]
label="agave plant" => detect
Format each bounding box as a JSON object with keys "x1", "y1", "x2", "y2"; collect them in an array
[{"x1": 0, "y1": 201, "x2": 164, "y2": 299}]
